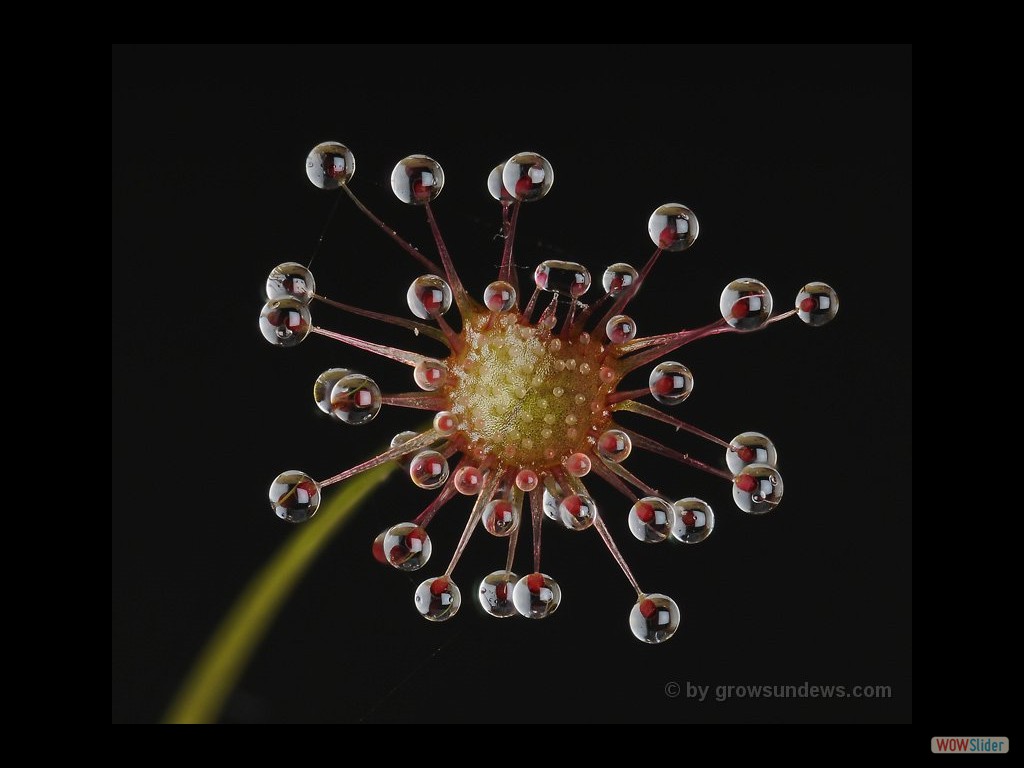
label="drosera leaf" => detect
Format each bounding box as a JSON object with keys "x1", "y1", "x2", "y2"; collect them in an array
[{"x1": 163, "y1": 460, "x2": 396, "y2": 724}]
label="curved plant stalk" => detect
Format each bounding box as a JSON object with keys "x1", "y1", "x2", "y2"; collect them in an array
[{"x1": 163, "y1": 461, "x2": 396, "y2": 724}]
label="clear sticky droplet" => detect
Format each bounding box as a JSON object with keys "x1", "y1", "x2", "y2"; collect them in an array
[
  {"x1": 671, "y1": 497, "x2": 714, "y2": 544},
  {"x1": 515, "y1": 469, "x2": 539, "y2": 492},
  {"x1": 372, "y1": 528, "x2": 389, "y2": 564},
  {"x1": 597, "y1": 429, "x2": 632, "y2": 463},
  {"x1": 413, "y1": 358, "x2": 447, "y2": 391},
  {"x1": 796, "y1": 282, "x2": 839, "y2": 327},
  {"x1": 502, "y1": 152, "x2": 554, "y2": 202},
  {"x1": 390, "y1": 431, "x2": 423, "y2": 470},
  {"x1": 414, "y1": 576, "x2": 461, "y2": 621},
  {"x1": 266, "y1": 262, "x2": 316, "y2": 304},
  {"x1": 565, "y1": 452, "x2": 592, "y2": 477},
  {"x1": 649, "y1": 361, "x2": 694, "y2": 406},
  {"x1": 305, "y1": 141, "x2": 355, "y2": 189},
  {"x1": 478, "y1": 570, "x2": 519, "y2": 618},
  {"x1": 407, "y1": 275, "x2": 453, "y2": 319},
  {"x1": 269, "y1": 471, "x2": 321, "y2": 523},
  {"x1": 482, "y1": 498, "x2": 520, "y2": 537},
  {"x1": 383, "y1": 522, "x2": 432, "y2": 571},
  {"x1": 648, "y1": 203, "x2": 699, "y2": 251},
  {"x1": 542, "y1": 488, "x2": 560, "y2": 521},
  {"x1": 733, "y1": 463, "x2": 784, "y2": 514},
  {"x1": 534, "y1": 260, "x2": 591, "y2": 297},
  {"x1": 329, "y1": 373, "x2": 382, "y2": 425},
  {"x1": 487, "y1": 163, "x2": 514, "y2": 202},
  {"x1": 313, "y1": 368, "x2": 350, "y2": 414},
  {"x1": 726, "y1": 432, "x2": 777, "y2": 475},
  {"x1": 602, "y1": 263, "x2": 638, "y2": 296},
  {"x1": 629, "y1": 593, "x2": 680, "y2": 644},
  {"x1": 409, "y1": 450, "x2": 450, "y2": 489},
  {"x1": 259, "y1": 298, "x2": 310, "y2": 347},
  {"x1": 391, "y1": 154, "x2": 445, "y2": 205},
  {"x1": 454, "y1": 466, "x2": 483, "y2": 495},
  {"x1": 433, "y1": 411, "x2": 458, "y2": 436},
  {"x1": 628, "y1": 496, "x2": 675, "y2": 543},
  {"x1": 558, "y1": 493, "x2": 597, "y2": 531},
  {"x1": 484, "y1": 280, "x2": 517, "y2": 312},
  {"x1": 605, "y1": 314, "x2": 637, "y2": 344},
  {"x1": 720, "y1": 278, "x2": 773, "y2": 331},
  {"x1": 512, "y1": 572, "x2": 561, "y2": 619}
]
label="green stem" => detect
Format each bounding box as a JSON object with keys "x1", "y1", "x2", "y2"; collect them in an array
[{"x1": 163, "y1": 461, "x2": 396, "y2": 724}]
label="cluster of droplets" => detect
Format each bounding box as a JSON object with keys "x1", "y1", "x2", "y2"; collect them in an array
[{"x1": 261, "y1": 141, "x2": 838, "y2": 644}]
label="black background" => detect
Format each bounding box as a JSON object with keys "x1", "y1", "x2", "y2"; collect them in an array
[{"x1": 113, "y1": 44, "x2": 912, "y2": 724}]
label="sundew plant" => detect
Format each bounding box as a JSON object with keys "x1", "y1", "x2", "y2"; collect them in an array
[{"x1": 261, "y1": 143, "x2": 839, "y2": 644}]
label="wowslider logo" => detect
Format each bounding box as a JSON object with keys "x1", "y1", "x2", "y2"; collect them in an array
[{"x1": 932, "y1": 737, "x2": 1009, "y2": 754}]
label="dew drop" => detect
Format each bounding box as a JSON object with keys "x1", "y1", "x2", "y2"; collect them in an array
[
  {"x1": 629, "y1": 593, "x2": 680, "y2": 643},
  {"x1": 671, "y1": 497, "x2": 714, "y2": 544},
  {"x1": 478, "y1": 570, "x2": 518, "y2": 617},
  {"x1": 484, "y1": 280, "x2": 517, "y2": 312},
  {"x1": 305, "y1": 141, "x2": 354, "y2": 189},
  {"x1": 726, "y1": 432, "x2": 777, "y2": 474},
  {"x1": 383, "y1": 523, "x2": 432, "y2": 571},
  {"x1": 413, "y1": 358, "x2": 447, "y2": 391},
  {"x1": 720, "y1": 278, "x2": 773, "y2": 331},
  {"x1": 409, "y1": 450, "x2": 450, "y2": 489},
  {"x1": 266, "y1": 262, "x2": 316, "y2": 304},
  {"x1": 259, "y1": 298, "x2": 310, "y2": 347},
  {"x1": 330, "y1": 373, "x2": 382, "y2": 425},
  {"x1": 534, "y1": 260, "x2": 591, "y2": 297},
  {"x1": 602, "y1": 263, "x2": 638, "y2": 295},
  {"x1": 407, "y1": 275, "x2": 453, "y2": 319},
  {"x1": 414, "y1": 576, "x2": 461, "y2": 621},
  {"x1": 502, "y1": 152, "x2": 554, "y2": 202},
  {"x1": 649, "y1": 362, "x2": 694, "y2": 406},
  {"x1": 606, "y1": 314, "x2": 637, "y2": 344},
  {"x1": 795, "y1": 282, "x2": 839, "y2": 326},
  {"x1": 313, "y1": 368, "x2": 350, "y2": 414},
  {"x1": 392, "y1": 154, "x2": 445, "y2": 205},
  {"x1": 628, "y1": 497, "x2": 675, "y2": 542},
  {"x1": 512, "y1": 572, "x2": 561, "y2": 618},
  {"x1": 648, "y1": 203, "x2": 699, "y2": 251},
  {"x1": 269, "y1": 471, "x2": 321, "y2": 523}
]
